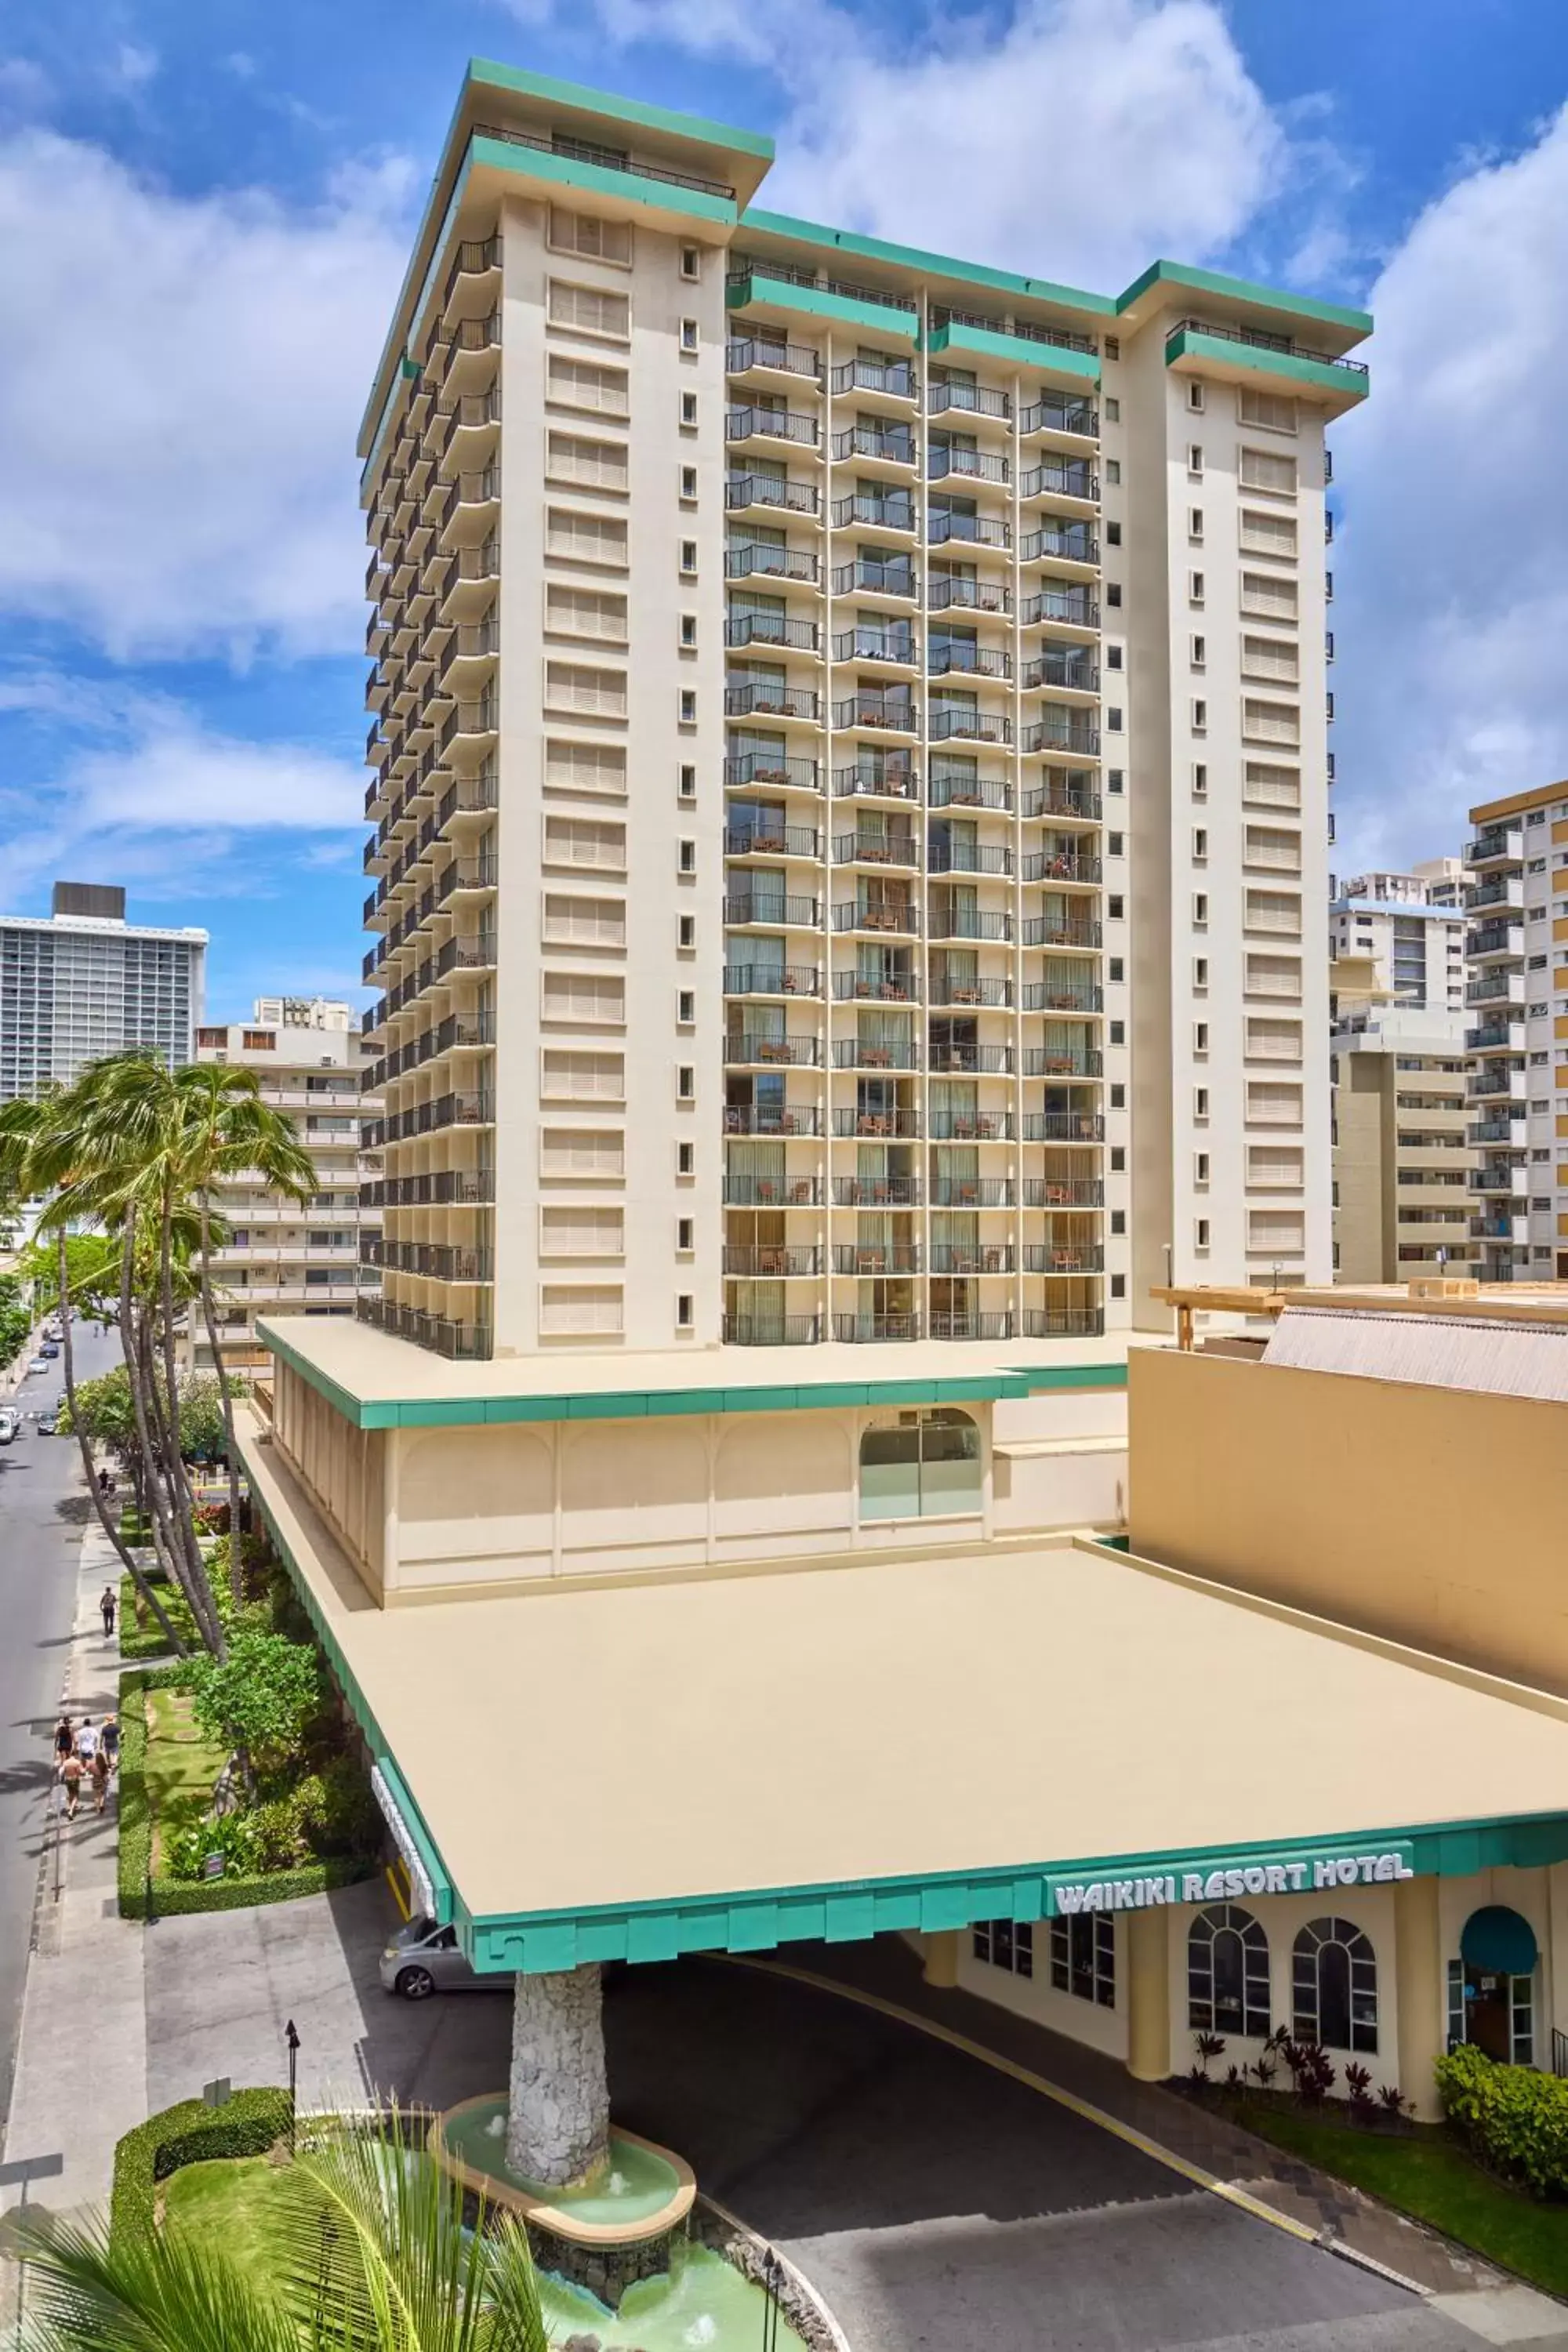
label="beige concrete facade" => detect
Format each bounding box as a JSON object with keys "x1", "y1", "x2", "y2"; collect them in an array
[
  {"x1": 358, "y1": 64, "x2": 1366, "y2": 1363},
  {"x1": 1464, "y1": 778, "x2": 1568, "y2": 1282},
  {"x1": 1331, "y1": 1008, "x2": 1477, "y2": 1283},
  {"x1": 187, "y1": 1002, "x2": 381, "y2": 1370}
]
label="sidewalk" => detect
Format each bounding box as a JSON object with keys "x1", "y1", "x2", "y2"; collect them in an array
[{"x1": 0, "y1": 1523, "x2": 148, "y2": 2231}]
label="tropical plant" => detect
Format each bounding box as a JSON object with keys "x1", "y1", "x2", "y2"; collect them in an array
[
  {"x1": 0, "y1": 1270, "x2": 31, "y2": 1368},
  {"x1": 20, "y1": 2106, "x2": 550, "y2": 2351},
  {"x1": 187, "y1": 1629, "x2": 325, "y2": 1798}
]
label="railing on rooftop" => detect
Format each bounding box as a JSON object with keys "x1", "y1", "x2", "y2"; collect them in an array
[
  {"x1": 474, "y1": 121, "x2": 735, "y2": 201},
  {"x1": 1166, "y1": 316, "x2": 1369, "y2": 377}
]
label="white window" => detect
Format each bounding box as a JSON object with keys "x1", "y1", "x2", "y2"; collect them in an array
[
  {"x1": 545, "y1": 432, "x2": 628, "y2": 491},
  {"x1": 681, "y1": 317, "x2": 699, "y2": 351},
  {"x1": 548, "y1": 278, "x2": 630, "y2": 339},
  {"x1": 1190, "y1": 633, "x2": 1207, "y2": 668},
  {"x1": 678, "y1": 763, "x2": 697, "y2": 799},
  {"x1": 1243, "y1": 760, "x2": 1301, "y2": 811},
  {"x1": 1243, "y1": 696, "x2": 1300, "y2": 746},
  {"x1": 546, "y1": 508, "x2": 628, "y2": 566},
  {"x1": 681, "y1": 390, "x2": 699, "y2": 427},
  {"x1": 543, "y1": 815, "x2": 626, "y2": 870},
  {"x1": 545, "y1": 662, "x2": 626, "y2": 718},
  {"x1": 545, "y1": 739, "x2": 626, "y2": 797},
  {"x1": 1189, "y1": 570, "x2": 1205, "y2": 604},
  {"x1": 543, "y1": 892, "x2": 626, "y2": 947},
  {"x1": 1194, "y1": 1087, "x2": 1209, "y2": 1119},
  {"x1": 677, "y1": 1064, "x2": 695, "y2": 1100},
  {"x1": 677, "y1": 837, "x2": 696, "y2": 874},
  {"x1": 1247, "y1": 1080, "x2": 1303, "y2": 1126},
  {"x1": 1189, "y1": 506, "x2": 1204, "y2": 539},
  {"x1": 1192, "y1": 829, "x2": 1208, "y2": 861},
  {"x1": 1192, "y1": 956, "x2": 1209, "y2": 988},
  {"x1": 546, "y1": 584, "x2": 628, "y2": 642},
  {"x1": 677, "y1": 1217, "x2": 694, "y2": 1249},
  {"x1": 542, "y1": 1049, "x2": 625, "y2": 1102},
  {"x1": 1192, "y1": 892, "x2": 1209, "y2": 924},
  {"x1": 548, "y1": 207, "x2": 632, "y2": 266},
  {"x1": 679, "y1": 688, "x2": 697, "y2": 724},
  {"x1": 680, "y1": 539, "x2": 698, "y2": 575},
  {"x1": 1239, "y1": 387, "x2": 1298, "y2": 434},
  {"x1": 1248, "y1": 1144, "x2": 1304, "y2": 1187},
  {"x1": 1244, "y1": 825, "x2": 1301, "y2": 873},
  {"x1": 539, "y1": 1206, "x2": 625, "y2": 1258},
  {"x1": 1240, "y1": 570, "x2": 1298, "y2": 620},
  {"x1": 1194, "y1": 1152, "x2": 1210, "y2": 1183},
  {"x1": 1240, "y1": 507, "x2": 1298, "y2": 558},
  {"x1": 540, "y1": 1283, "x2": 624, "y2": 1334},
  {"x1": 1193, "y1": 1021, "x2": 1209, "y2": 1052},
  {"x1": 547, "y1": 355, "x2": 629, "y2": 416},
  {"x1": 1240, "y1": 445, "x2": 1298, "y2": 496},
  {"x1": 680, "y1": 612, "x2": 698, "y2": 648},
  {"x1": 1244, "y1": 889, "x2": 1301, "y2": 936},
  {"x1": 1188, "y1": 444, "x2": 1204, "y2": 477},
  {"x1": 1245, "y1": 1017, "x2": 1302, "y2": 1062},
  {"x1": 676, "y1": 1293, "x2": 695, "y2": 1329},
  {"x1": 1191, "y1": 762, "x2": 1207, "y2": 796},
  {"x1": 1241, "y1": 634, "x2": 1299, "y2": 684},
  {"x1": 1186, "y1": 380, "x2": 1204, "y2": 412},
  {"x1": 1191, "y1": 699, "x2": 1207, "y2": 731},
  {"x1": 1195, "y1": 1218, "x2": 1210, "y2": 1248},
  {"x1": 540, "y1": 1128, "x2": 625, "y2": 1177},
  {"x1": 680, "y1": 464, "x2": 699, "y2": 500},
  {"x1": 680, "y1": 244, "x2": 701, "y2": 281},
  {"x1": 541, "y1": 971, "x2": 625, "y2": 1024}
]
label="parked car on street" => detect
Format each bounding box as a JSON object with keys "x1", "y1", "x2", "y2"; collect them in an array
[
  {"x1": 379, "y1": 1916, "x2": 494, "y2": 2000},
  {"x1": 26, "y1": 1358, "x2": 49, "y2": 1377},
  {"x1": 40, "y1": 1341, "x2": 60, "y2": 1358},
  {"x1": 36, "y1": 1409, "x2": 57, "y2": 1435},
  {"x1": 0, "y1": 1410, "x2": 16, "y2": 1446}
]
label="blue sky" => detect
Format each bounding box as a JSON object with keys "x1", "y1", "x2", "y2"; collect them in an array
[{"x1": 2, "y1": 0, "x2": 1566, "y2": 1016}]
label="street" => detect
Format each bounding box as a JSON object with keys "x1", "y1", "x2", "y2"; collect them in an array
[{"x1": 0, "y1": 1319, "x2": 122, "y2": 2122}]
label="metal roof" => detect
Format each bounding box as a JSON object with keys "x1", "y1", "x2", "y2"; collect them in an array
[{"x1": 1263, "y1": 1308, "x2": 1568, "y2": 1403}]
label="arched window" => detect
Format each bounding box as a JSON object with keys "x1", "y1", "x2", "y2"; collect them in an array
[
  {"x1": 860, "y1": 1408, "x2": 980, "y2": 1520},
  {"x1": 1292, "y1": 1918, "x2": 1377, "y2": 2053},
  {"x1": 1189, "y1": 1904, "x2": 1270, "y2": 2037}
]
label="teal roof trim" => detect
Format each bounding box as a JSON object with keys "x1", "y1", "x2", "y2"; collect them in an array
[
  {"x1": 470, "y1": 133, "x2": 736, "y2": 229},
  {"x1": 927, "y1": 319, "x2": 1099, "y2": 383},
  {"x1": 740, "y1": 207, "x2": 1114, "y2": 318},
  {"x1": 467, "y1": 56, "x2": 774, "y2": 160},
  {"x1": 1165, "y1": 325, "x2": 1370, "y2": 402},
  {"x1": 459, "y1": 1809, "x2": 1568, "y2": 1975},
  {"x1": 727, "y1": 273, "x2": 919, "y2": 342},
  {"x1": 1119, "y1": 257, "x2": 1372, "y2": 339}
]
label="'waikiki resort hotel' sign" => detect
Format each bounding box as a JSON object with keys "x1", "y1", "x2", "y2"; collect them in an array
[{"x1": 1050, "y1": 1845, "x2": 1417, "y2": 1917}]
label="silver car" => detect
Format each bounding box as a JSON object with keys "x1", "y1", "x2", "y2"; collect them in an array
[{"x1": 379, "y1": 1915, "x2": 494, "y2": 2000}]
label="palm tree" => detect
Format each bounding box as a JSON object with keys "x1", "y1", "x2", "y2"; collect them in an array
[
  {"x1": 172, "y1": 1063, "x2": 316, "y2": 1603},
  {"x1": 19, "y1": 2109, "x2": 550, "y2": 2352}
]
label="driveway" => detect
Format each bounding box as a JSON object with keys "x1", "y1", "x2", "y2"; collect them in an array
[{"x1": 143, "y1": 1889, "x2": 1496, "y2": 2351}]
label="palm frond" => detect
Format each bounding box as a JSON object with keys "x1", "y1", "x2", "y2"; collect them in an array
[{"x1": 17, "y1": 2208, "x2": 299, "y2": 2352}]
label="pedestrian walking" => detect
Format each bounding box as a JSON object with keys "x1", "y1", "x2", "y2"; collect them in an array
[
  {"x1": 60, "y1": 1752, "x2": 83, "y2": 1820},
  {"x1": 100, "y1": 1715, "x2": 119, "y2": 1774},
  {"x1": 53, "y1": 1715, "x2": 72, "y2": 1766},
  {"x1": 90, "y1": 1746, "x2": 110, "y2": 1815},
  {"x1": 100, "y1": 1584, "x2": 117, "y2": 1636},
  {"x1": 74, "y1": 1716, "x2": 97, "y2": 1765}
]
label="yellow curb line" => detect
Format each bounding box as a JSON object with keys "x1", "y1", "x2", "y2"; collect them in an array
[{"x1": 720, "y1": 1955, "x2": 1324, "y2": 2249}]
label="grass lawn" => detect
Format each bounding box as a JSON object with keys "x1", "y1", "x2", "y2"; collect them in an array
[
  {"x1": 119, "y1": 1571, "x2": 200, "y2": 1661},
  {"x1": 162, "y1": 2159, "x2": 287, "y2": 2292},
  {"x1": 143, "y1": 1686, "x2": 227, "y2": 1873},
  {"x1": 1232, "y1": 2100, "x2": 1568, "y2": 2301}
]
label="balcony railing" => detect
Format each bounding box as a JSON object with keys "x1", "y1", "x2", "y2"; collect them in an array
[
  {"x1": 725, "y1": 543, "x2": 821, "y2": 588},
  {"x1": 931, "y1": 708, "x2": 1014, "y2": 746},
  {"x1": 930, "y1": 976, "x2": 1011, "y2": 1007},
  {"x1": 1023, "y1": 1112, "x2": 1105, "y2": 1142},
  {"x1": 1022, "y1": 460, "x2": 1097, "y2": 503},
  {"x1": 929, "y1": 1112, "x2": 1013, "y2": 1141},
  {"x1": 930, "y1": 771, "x2": 1012, "y2": 812},
  {"x1": 1025, "y1": 851, "x2": 1101, "y2": 885},
  {"x1": 1025, "y1": 1308, "x2": 1105, "y2": 1338},
  {"x1": 725, "y1": 893, "x2": 820, "y2": 927},
  {"x1": 728, "y1": 255, "x2": 918, "y2": 316},
  {"x1": 726, "y1": 474, "x2": 819, "y2": 516},
  {"x1": 833, "y1": 1108, "x2": 921, "y2": 1138},
  {"x1": 724, "y1": 684, "x2": 821, "y2": 721},
  {"x1": 1025, "y1": 586, "x2": 1100, "y2": 630},
  {"x1": 727, "y1": 337, "x2": 822, "y2": 381},
  {"x1": 833, "y1": 1312, "x2": 922, "y2": 1343},
  {"x1": 722, "y1": 1314, "x2": 822, "y2": 1345},
  {"x1": 724, "y1": 963, "x2": 822, "y2": 996},
  {"x1": 930, "y1": 576, "x2": 1012, "y2": 617},
  {"x1": 1024, "y1": 1177, "x2": 1104, "y2": 1208},
  {"x1": 834, "y1": 1039, "x2": 920, "y2": 1069},
  {"x1": 833, "y1": 556, "x2": 918, "y2": 601},
  {"x1": 832, "y1": 355, "x2": 919, "y2": 401},
  {"x1": 832, "y1": 491, "x2": 916, "y2": 533},
  {"x1": 833, "y1": 626, "x2": 918, "y2": 666},
  {"x1": 723, "y1": 1247, "x2": 822, "y2": 1279},
  {"x1": 479, "y1": 119, "x2": 736, "y2": 200},
  {"x1": 1023, "y1": 916, "x2": 1102, "y2": 950},
  {"x1": 928, "y1": 511, "x2": 1011, "y2": 550},
  {"x1": 725, "y1": 613, "x2": 820, "y2": 653},
  {"x1": 929, "y1": 1311, "x2": 1014, "y2": 1341},
  {"x1": 929, "y1": 909, "x2": 1012, "y2": 942},
  {"x1": 928, "y1": 844, "x2": 1012, "y2": 877},
  {"x1": 928, "y1": 382, "x2": 1011, "y2": 421},
  {"x1": 1466, "y1": 1022, "x2": 1523, "y2": 1051},
  {"x1": 833, "y1": 833, "x2": 920, "y2": 866},
  {"x1": 833, "y1": 898, "x2": 920, "y2": 934},
  {"x1": 726, "y1": 406, "x2": 819, "y2": 447},
  {"x1": 1025, "y1": 1048, "x2": 1103, "y2": 1077},
  {"x1": 833, "y1": 423, "x2": 916, "y2": 466},
  {"x1": 833, "y1": 1177, "x2": 920, "y2": 1206},
  {"x1": 834, "y1": 691, "x2": 917, "y2": 733},
  {"x1": 725, "y1": 752, "x2": 822, "y2": 792},
  {"x1": 929, "y1": 1044, "x2": 1011, "y2": 1073},
  {"x1": 1025, "y1": 982, "x2": 1103, "y2": 1015},
  {"x1": 1166, "y1": 315, "x2": 1368, "y2": 378},
  {"x1": 930, "y1": 644, "x2": 1013, "y2": 681},
  {"x1": 1025, "y1": 780, "x2": 1102, "y2": 821},
  {"x1": 1022, "y1": 525, "x2": 1098, "y2": 566},
  {"x1": 929, "y1": 1246, "x2": 1014, "y2": 1276},
  {"x1": 1026, "y1": 717, "x2": 1102, "y2": 757},
  {"x1": 725, "y1": 823, "x2": 821, "y2": 858},
  {"x1": 929, "y1": 445, "x2": 1011, "y2": 485},
  {"x1": 931, "y1": 1178, "x2": 1013, "y2": 1207},
  {"x1": 1022, "y1": 393, "x2": 1098, "y2": 439},
  {"x1": 722, "y1": 1177, "x2": 822, "y2": 1207},
  {"x1": 1025, "y1": 651, "x2": 1099, "y2": 693},
  {"x1": 833, "y1": 1244, "x2": 921, "y2": 1274},
  {"x1": 833, "y1": 972, "x2": 920, "y2": 1003},
  {"x1": 727, "y1": 1032, "x2": 821, "y2": 1065},
  {"x1": 723, "y1": 1106, "x2": 822, "y2": 1136}
]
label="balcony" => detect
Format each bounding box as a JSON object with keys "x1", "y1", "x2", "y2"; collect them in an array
[
  {"x1": 723, "y1": 963, "x2": 822, "y2": 996},
  {"x1": 833, "y1": 971, "x2": 920, "y2": 1004},
  {"x1": 833, "y1": 624, "x2": 919, "y2": 667},
  {"x1": 832, "y1": 1107, "x2": 921, "y2": 1138},
  {"x1": 1023, "y1": 1177, "x2": 1104, "y2": 1208},
  {"x1": 1468, "y1": 1065, "x2": 1526, "y2": 1101},
  {"x1": 726, "y1": 336, "x2": 822, "y2": 383},
  {"x1": 725, "y1": 751, "x2": 822, "y2": 793},
  {"x1": 726, "y1": 543, "x2": 821, "y2": 589},
  {"x1": 1465, "y1": 827, "x2": 1523, "y2": 869},
  {"x1": 1022, "y1": 524, "x2": 1098, "y2": 568},
  {"x1": 930, "y1": 575, "x2": 1012, "y2": 618},
  {"x1": 833, "y1": 1177, "x2": 920, "y2": 1207},
  {"x1": 722, "y1": 1175, "x2": 822, "y2": 1207},
  {"x1": 930, "y1": 706, "x2": 1013, "y2": 746},
  {"x1": 929, "y1": 772, "x2": 1012, "y2": 813},
  {"x1": 929, "y1": 381, "x2": 1011, "y2": 422},
  {"x1": 929, "y1": 1043, "x2": 1011, "y2": 1073},
  {"x1": 724, "y1": 683, "x2": 821, "y2": 723},
  {"x1": 931, "y1": 1178, "x2": 1014, "y2": 1208},
  {"x1": 726, "y1": 474, "x2": 819, "y2": 517},
  {"x1": 929, "y1": 445, "x2": 1011, "y2": 486},
  {"x1": 833, "y1": 1313, "x2": 922, "y2": 1343},
  {"x1": 1021, "y1": 459, "x2": 1097, "y2": 505},
  {"x1": 480, "y1": 119, "x2": 739, "y2": 201},
  {"x1": 726, "y1": 1032, "x2": 821, "y2": 1066},
  {"x1": 1023, "y1": 916, "x2": 1102, "y2": 950},
  {"x1": 929, "y1": 1112, "x2": 1013, "y2": 1141},
  {"x1": 356, "y1": 1297, "x2": 490, "y2": 1359},
  {"x1": 1025, "y1": 586, "x2": 1100, "y2": 630},
  {"x1": 930, "y1": 976, "x2": 1011, "y2": 1008},
  {"x1": 1024, "y1": 1112, "x2": 1105, "y2": 1143},
  {"x1": 928, "y1": 908, "x2": 1012, "y2": 943},
  {"x1": 724, "y1": 892, "x2": 821, "y2": 928},
  {"x1": 1024, "y1": 649, "x2": 1099, "y2": 695},
  {"x1": 1465, "y1": 875, "x2": 1524, "y2": 913},
  {"x1": 1469, "y1": 1165, "x2": 1526, "y2": 1196},
  {"x1": 1025, "y1": 714, "x2": 1101, "y2": 757},
  {"x1": 1025, "y1": 1047, "x2": 1103, "y2": 1077},
  {"x1": 1023, "y1": 1245, "x2": 1105, "y2": 1275},
  {"x1": 832, "y1": 556, "x2": 918, "y2": 601},
  {"x1": 723, "y1": 1105, "x2": 822, "y2": 1136},
  {"x1": 832, "y1": 354, "x2": 919, "y2": 402},
  {"x1": 1024, "y1": 1308, "x2": 1105, "y2": 1338},
  {"x1": 1466, "y1": 1020, "x2": 1524, "y2": 1053},
  {"x1": 833, "y1": 832, "x2": 920, "y2": 867},
  {"x1": 722, "y1": 1314, "x2": 822, "y2": 1345},
  {"x1": 725, "y1": 822, "x2": 821, "y2": 858},
  {"x1": 1021, "y1": 393, "x2": 1098, "y2": 441},
  {"x1": 833, "y1": 758, "x2": 919, "y2": 801},
  {"x1": 929, "y1": 644, "x2": 1013, "y2": 682},
  {"x1": 929, "y1": 1312, "x2": 1015, "y2": 1341},
  {"x1": 1025, "y1": 850, "x2": 1101, "y2": 886},
  {"x1": 1465, "y1": 920, "x2": 1523, "y2": 962},
  {"x1": 831, "y1": 489, "x2": 917, "y2": 535},
  {"x1": 928, "y1": 510, "x2": 1011, "y2": 551},
  {"x1": 725, "y1": 405, "x2": 819, "y2": 448},
  {"x1": 1464, "y1": 970, "x2": 1525, "y2": 1007},
  {"x1": 833, "y1": 423, "x2": 916, "y2": 467},
  {"x1": 724, "y1": 612, "x2": 821, "y2": 654},
  {"x1": 1468, "y1": 1116, "x2": 1526, "y2": 1147},
  {"x1": 833, "y1": 689, "x2": 917, "y2": 735},
  {"x1": 1026, "y1": 779, "x2": 1102, "y2": 822},
  {"x1": 928, "y1": 843, "x2": 1012, "y2": 877},
  {"x1": 834, "y1": 1038, "x2": 920, "y2": 1069},
  {"x1": 929, "y1": 1245, "x2": 1014, "y2": 1276},
  {"x1": 833, "y1": 1243, "x2": 921, "y2": 1275},
  {"x1": 723, "y1": 1247, "x2": 822, "y2": 1279},
  {"x1": 833, "y1": 898, "x2": 920, "y2": 935}
]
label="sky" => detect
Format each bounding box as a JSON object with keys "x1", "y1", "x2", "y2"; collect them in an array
[{"x1": 2, "y1": 0, "x2": 1567, "y2": 1016}]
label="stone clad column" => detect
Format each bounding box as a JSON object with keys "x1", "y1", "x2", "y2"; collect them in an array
[
  {"x1": 923, "y1": 1930, "x2": 960, "y2": 1988},
  {"x1": 1394, "y1": 1873, "x2": 1444, "y2": 2120},
  {"x1": 505, "y1": 1965, "x2": 612, "y2": 2187},
  {"x1": 1125, "y1": 1907, "x2": 1171, "y2": 2082}
]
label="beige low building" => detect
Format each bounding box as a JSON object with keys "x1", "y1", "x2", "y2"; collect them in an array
[
  {"x1": 187, "y1": 1000, "x2": 382, "y2": 1372},
  {"x1": 239, "y1": 1293, "x2": 1568, "y2": 2146},
  {"x1": 1330, "y1": 999, "x2": 1477, "y2": 1283}
]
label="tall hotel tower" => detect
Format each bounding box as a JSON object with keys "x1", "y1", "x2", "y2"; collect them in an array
[{"x1": 358, "y1": 64, "x2": 1369, "y2": 1359}]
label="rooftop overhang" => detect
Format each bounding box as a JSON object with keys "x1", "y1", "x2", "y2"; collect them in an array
[{"x1": 238, "y1": 1410, "x2": 1568, "y2": 1976}]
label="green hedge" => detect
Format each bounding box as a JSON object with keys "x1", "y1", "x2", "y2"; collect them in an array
[
  {"x1": 1435, "y1": 2044, "x2": 1568, "y2": 2198},
  {"x1": 111, "y1": 2088, "x2": 292, "y2": 2251},
  {"x1": 116, "y1": 1668, "x2": 377, "y2": 1921}
]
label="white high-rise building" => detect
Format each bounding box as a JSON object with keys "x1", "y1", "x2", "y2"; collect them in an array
[
  {"x1": 358, "y1": 63, "x2": 1368, "y2": 1359},
  {"x1": 0, "y1": 882, "x2": 206, "y2": 1102},
  {"x1": 1330, "y1": 867, "x2": 1467, "y2": 1018}
]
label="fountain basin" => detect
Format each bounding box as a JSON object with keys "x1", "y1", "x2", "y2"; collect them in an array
[{"x1": 429, "y1": 2097, "x2": 695, "y2": 2247}]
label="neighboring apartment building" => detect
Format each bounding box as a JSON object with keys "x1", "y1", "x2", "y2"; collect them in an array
[
  {"x1": 1330, "y1": 865, "x2": 1466, "y2": 1014},
  {"x1": 1463, "y1": 780, "x2": 1568, "y2": 1282},
  {"x1": 0, "y1": 882, "x2": 206, "y2": 1102},
  {"x1": 358, "y1": 61, "x2": 1367, "y2": 1359},
  {"x1": 187, "y1": 1001, "x2": 381, "y2": 1370},
  {"x1": 1330, "y1": 951, "x2": 1476, "y2": 1282}
]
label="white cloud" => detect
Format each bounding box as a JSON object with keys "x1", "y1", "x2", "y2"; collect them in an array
[
  {"x1": 0, "y1": 129, "x2": 411, "y2": 661},
  {"x1": 113, "y1": 42, "x2": 158, "y2": 90},
  {"x1": 1331, "y1": 105, "x2": 1568, "y2": 867}
]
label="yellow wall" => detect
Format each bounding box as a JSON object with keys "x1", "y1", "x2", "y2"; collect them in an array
[{"x1": 1128, "y1": 1348, "x2": 1568, "y2": 1695}]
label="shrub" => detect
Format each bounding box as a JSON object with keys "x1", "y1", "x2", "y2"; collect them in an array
[
  {"x1": 165, "y1": 1809, "x2": 260, "y2": 1884},
  {"x1": 249, "y1": 1794, "x2": 307, "y2": 1871},
  {"x1": 299, "y1": 1755, "x2": 383, "y2": 1858},
  {"x1": 111, "y1": 2088, "x2": 292, "y2": 2252},
  {"x1": 1435, "y1": 2044, "x2": 1568, "y2": 2198}
]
